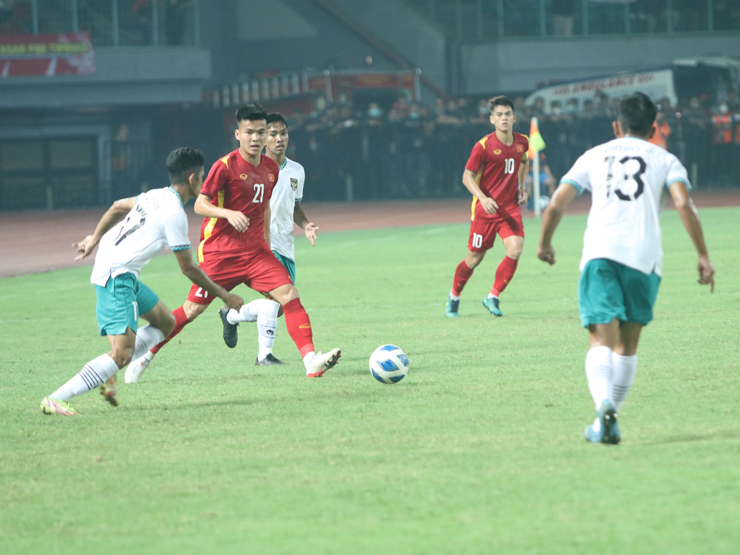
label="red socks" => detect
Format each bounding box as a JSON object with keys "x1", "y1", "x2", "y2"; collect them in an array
[
  {"x1": 283, "y1": 298, "x2": 315, "y2": 357},
  {"x1": 492, "y1": 256, "x2": 519, "y2": 297},
  {"x1": 150, "y1": 306, "x2": 190, "y2": 354},
  {"x1": 452, "y1": 260, "x2": 474, "y2": 296}
]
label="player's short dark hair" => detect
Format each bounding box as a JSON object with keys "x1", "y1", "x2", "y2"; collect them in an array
[
  {"x1": 488, "y1": 95, "x2": 514, "y2": 112},
  {"x1": 235, "y1": 103, "x2": 268, "y2": 126},
  {"x1": 267, "y1": 112, "x2": 288, "y2": 129},
  {"x1": 166, "y1": 147, "x2": 204, "y2": 184},
  {"x1": 617, "y1": 92, "x2": 656, "y2": 137}
]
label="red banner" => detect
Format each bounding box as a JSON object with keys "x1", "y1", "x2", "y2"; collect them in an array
[{"x1": 0, "y1": 32, "x2": 95, "y2": 77}]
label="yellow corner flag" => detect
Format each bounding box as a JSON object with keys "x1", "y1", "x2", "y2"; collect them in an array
[{"x1": 528, "y1": 117, "x2": 546, "y2": 159}]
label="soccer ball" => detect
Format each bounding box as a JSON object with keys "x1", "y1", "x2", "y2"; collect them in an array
[{"x1": 369, "y1": 344, "x2": 409, "y2": 384}]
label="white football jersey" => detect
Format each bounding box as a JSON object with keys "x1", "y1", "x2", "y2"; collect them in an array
[
  {"x1": 269, "y1": 157, "x2": 305, "y2": 261},
  {"x1": 561, "y1": 136, "x2": 690, "y2": 276},
  {"x1": 91, "y1": 187, "x2": 191, "y2": 286}
]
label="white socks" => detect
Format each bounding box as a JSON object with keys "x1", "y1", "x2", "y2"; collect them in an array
[
  {"x1": 50, "y1": 354, "x2": 119, "y2": 402},
  {"x1": 586, "y1": 347, "x2": 638, "y2": 412},
  {"x1": 256, "y1": 301, "x2": 279, "y2": 360},
  {"x1": 449, "y1": 292, "x2": 460, "y2": 301},
  {"x1": 585, "y1": 346, "x2": 614, "y2": 410},
  {"x1": 133, "y1": 325, "x2": 165, "y2": 361},
  {"x1": 227, "y1": 299, "x2": 280, "y2": 361},
  {"x1": 612, "y1": 353, "x2": 637, "y2": 410},
  {"x1": 302, "y1": 351, "x2": 316, "y2": 373}
]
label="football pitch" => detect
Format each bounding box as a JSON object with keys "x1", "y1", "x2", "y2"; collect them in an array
[{"x1": 1, "y1": 207, "x2": 738, "y2": 554}]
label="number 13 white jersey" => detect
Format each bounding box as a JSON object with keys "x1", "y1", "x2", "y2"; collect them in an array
[
  {"x1": 561, "y1": 137, "x2": 690, "y2": 277},
  {"x1": 91, "y1": 187, "x2": 191, "y2": 287}
]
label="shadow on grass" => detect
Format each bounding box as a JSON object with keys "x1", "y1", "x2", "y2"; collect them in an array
[{"x1": 644, "y1": 429, "x2": 740, "y2": 444}]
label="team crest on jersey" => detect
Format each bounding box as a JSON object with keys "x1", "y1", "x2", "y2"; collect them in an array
[
  {"x1": 516, "y1": 145, "x2": 524, "y2": 153},
  {"x1": 268, "y1": 174, "x2": 275, "y2": 183},
  {"x1": 240, "y1": 173, "x2": 248, "y2": 180},
  {"x1": 290, "y1": 178, "x2": 298, "y2": 191},
  {"x1": 493, "y1": 149, "x2": 502, "y2": 155}
]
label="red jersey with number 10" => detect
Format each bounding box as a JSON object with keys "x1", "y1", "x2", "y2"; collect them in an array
[
  {"x1": 465, "y1": 132, "x2": 529, "y2": 221},
  {"x1": 197, "y1": 150, "x2": 280, "y2": 261}
]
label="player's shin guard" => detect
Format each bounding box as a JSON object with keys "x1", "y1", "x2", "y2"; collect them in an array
[
  {"x1": 49, "y1": 354, "x2": 119, "y2": 402},
  {"x1": 150, "y1": 306, "x2": 190, "y2": 354},
  {"x1": 586, "y1": 346, "x2": 614, "y2": 410},
  {"x1": 133, "y1": 324, "x2": 166, "y2": 360},
  {"x1": 452, "y1": 260, "x2": 474, "y2": 296},
  {"x1": 283, "y1": 298, "x2": 314, "y2": 357},
  {"x1": 491, "y1": 255, "x2": 518, "y2": 297},
  {"x1": 612, "y1": 354, "x2": 637, "y2": 410}
]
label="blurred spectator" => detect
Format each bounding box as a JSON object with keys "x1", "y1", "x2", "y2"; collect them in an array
[
  {"x1": 648, "y1": 107, "x2": 671, "y2": 150},
  {"x1": 551, "y1": 0, "x2": 575, "y2": 36}
]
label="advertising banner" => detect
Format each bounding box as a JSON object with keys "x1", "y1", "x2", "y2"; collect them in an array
[{"x1": 0, "y1": 32, "x2": 95, "y2": 77}]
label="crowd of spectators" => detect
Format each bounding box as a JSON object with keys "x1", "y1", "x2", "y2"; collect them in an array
[{"x1": 279, "y1": 89, "x2": 740, "y2": 204}]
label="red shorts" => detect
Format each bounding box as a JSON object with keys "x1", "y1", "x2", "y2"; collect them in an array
[
  {"x1": 467, "y1": 206, "x2": 524, "y2": 253},
  {"x1": 187, "y1": 248, "x2": 292, "y2": 306}
]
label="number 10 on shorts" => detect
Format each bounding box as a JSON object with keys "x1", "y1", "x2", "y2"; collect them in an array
[{"x1": 472, "y1": 233, "x2": 483, "y2": 249}]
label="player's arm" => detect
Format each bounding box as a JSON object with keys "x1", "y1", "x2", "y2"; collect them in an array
[
  {"x1": 517, "y1": 156, "x2": 530, "y2": 206},
  {"x1": 173, "y1": 249, "x2": 244, "y2": 311},
  {"x1": 668, "y1": 181, "x2": 715, "y2": 292},
  {"x1": 194, "y1": 193, "x2": 248, "y2": 232},
  {"x1": 74, "y1": 197, "x2": 136, "y2": 261},
  {"x1": 462, "y1": 169, "x2": 498, "y2": 214},
  {"x1": 536, "y1": 182, "x2": 579, "y2": 265},
  {"x1": 294, "y1": 201, "x2": 318, "y2": 246}
]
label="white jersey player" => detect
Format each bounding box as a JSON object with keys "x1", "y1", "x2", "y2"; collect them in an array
[
  {"x1": 40, "y1": 148, "x2": 243, "y2": 416},
  {"x1": 537, "y1": 92, "x2": 714, "y2": 445},
  {"x1": 220, "y1": 112, "x2": 321, "y2": 368}
]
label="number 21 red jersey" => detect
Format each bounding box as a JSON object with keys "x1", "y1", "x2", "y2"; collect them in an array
[
  {"x1": 197, "y1": 150, "x2": 280, "y2": 261},
  {"x1": 465, "y1": 132, "x2": 529, "y2": 220}
]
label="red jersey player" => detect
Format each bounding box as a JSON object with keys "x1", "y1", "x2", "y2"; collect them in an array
[
  {"x1": 126, "y1": 104, "x2": 340, "y2": 380},
  {"x1": 445, "y1": 95, "x2": 530, "y2": 318}
]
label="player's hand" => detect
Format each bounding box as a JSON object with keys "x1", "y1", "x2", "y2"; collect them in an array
[
  {"x1": 697, "y1": 256, "x2": 715, "y2": 293},
  {"x1": 227, "y1": 211, "x2": 249, "y2": 233},
  {"x1": 537, "y1": 245, "x2": 556, "y2": 266},
  {"x1": 479, "y1": 196, "x2": 498, "y2": 215},
  {"x1": 224, "y1": 293, "x2": 244, "y2": 312},
  {"x1": 518, "y1": 189, "x2": 529, "y2": 206},
  {"x1": 304, "y1": 222, "x2": 319, "y2": 246},
  {"x1": 73, "y1": 235, "x2": 96, "y2": 261}
]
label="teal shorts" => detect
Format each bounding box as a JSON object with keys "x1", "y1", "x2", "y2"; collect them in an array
[
  {"x1": 272, "y1": 250, "x2": 296, "y2": 283},
  {"x1": 95, "y1": 273, "x2": 159, "y2": 336},
  {"x1": 578, "y1": 258, "x2": 661, "y2": 327}
]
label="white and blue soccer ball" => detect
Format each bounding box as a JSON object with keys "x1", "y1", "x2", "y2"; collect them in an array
[{"x1": 369, "y1": 344, "x2": 409, "y2": 384}]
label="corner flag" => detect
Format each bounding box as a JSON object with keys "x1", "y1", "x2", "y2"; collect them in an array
[
  {"x1": 528, "y1": 118, "x2": 546, "y2": 159},
  {"x1": 528, "y1": 117, "x2": 547, "y2": 217}
]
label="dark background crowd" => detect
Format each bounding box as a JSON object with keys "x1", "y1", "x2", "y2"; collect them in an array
[{"x1": 276, "y1": 89, "x2": 740, "y2": 204}]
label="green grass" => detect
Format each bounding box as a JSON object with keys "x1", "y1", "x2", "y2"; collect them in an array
[{"x1": 1, "y1": 207, "x2": 738, "y2": 555}]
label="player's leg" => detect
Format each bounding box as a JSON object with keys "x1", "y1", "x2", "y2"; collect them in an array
[
  {"x1": 248, "y1": 249, "x2": 340, "y2": 377},
  {"x1": 42, "y1": 276, "x2": 140, "y2": 415},
  {"x1": 447, "y1": 220, "x2": 492, "y2": 317},
  {"x1": 612, "y1": 323, "x2": 643, "y2": 411},
  {"x1": 579, "y1": 259, "x2": 627, "y2": 444},
  {"x1": 483, "y1": 215, "x2": 524, "y2": 317},
  {"x1": 610, "y1": 268, "x2": 659, "y2": 412},
  {"x1": 125, "y1": 280, "x2": 216, "y2": 383},
  {"x1": 223, "y1": 252, "x2": 295, "y2": 363}
]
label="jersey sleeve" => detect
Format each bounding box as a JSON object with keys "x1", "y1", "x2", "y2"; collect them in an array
[
  {"x1": 560, "y1": 152, "x2": 592, "y2": 195},
  {"x1": 465, "y1": 141, "x2": 486, "y2": 173},
  {"x1": 295, "y1": 165, "x2": 306, "y2": 202},
  {"x1": 521, "y1": 135, "x2": 530, "y2": 161},
  {"x1": 200, "y1": 159, "x2": 229, "y2": 200},
  {"x1": 163, "y1": 211, "x2": 191, "y2": 251},
  {"x1": 665, "y1": 154, "x2": 691, "y2": 191}
]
